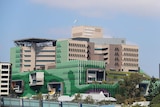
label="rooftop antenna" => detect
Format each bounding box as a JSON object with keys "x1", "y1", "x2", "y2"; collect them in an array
[
  {"x1": 73, "y1": 19, "x2": 78, "y2": 26},
  {"x1": 73, "y1": 19, "x2": 78, "y2": 24}
]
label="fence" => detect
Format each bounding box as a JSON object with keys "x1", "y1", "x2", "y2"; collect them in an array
[{"x1": 0, "y1": 97, "x2": 101, "y2": 107}]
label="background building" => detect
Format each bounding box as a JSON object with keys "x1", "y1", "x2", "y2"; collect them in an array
[
  {"x1": 0, "y1": 62, "x2": 12, "y2": 96},
  {"x1": 10, "y1": 38, "x2": 56, "y2": 73},
  {"x1": 71, "y1": 26, "x2": 139, "y2": 72}
]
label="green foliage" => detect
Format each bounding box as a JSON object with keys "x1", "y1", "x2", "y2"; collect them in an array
[
  {"x1": 117, "y1": 73, "x2": 146, "y2": 104},
  {"x1": 132, "y1": 104, "x2": 145, "y2": 107},
  {"x1": 32, "y1": 92, "x2": 43, "y2": 100},
  {"x1": 146, "y1": 78, "x2": 155, "y2": 101},
  {"x1": 150, "y1": 94, "x2": 160, "y2": 107},
  {"x1": 72, "y1": 93, "x2": 82, "y2": 103},
  {"x1": 146, "y1": 77, "x2": 160, "y2": 101},
  {"x1": 115, "y1": 94, "x2": 125, "y2": 104},
  {"x1": 83, "y1": 95, "x2": 95, "y2": 104}
]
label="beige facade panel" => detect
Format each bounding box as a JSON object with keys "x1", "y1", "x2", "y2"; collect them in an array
[
  {"x1": 72, "y1": 26, "x2": 103, "y2": 38},
  {"x1": 20, "y1": 46, "x2": 56, "y2": 72}
]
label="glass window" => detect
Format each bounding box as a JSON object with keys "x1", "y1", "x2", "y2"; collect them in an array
[{"x1": 2, "y1": 65, "x2": 9, "y2": 69}]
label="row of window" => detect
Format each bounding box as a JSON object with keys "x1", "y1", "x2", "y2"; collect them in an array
[
  {"x1": 123, "y1": 63, "x2": 138, "y2": 67},
  {"x1": 36, "y1": 55, "x2": 55, "y2": 57},
  {"x1": 69, "y1": 43, "x2": 86, "y2": 47},
  {"x1": 24, "y1": 55, "x2": 55, "y2": 57},
  {"x1": 36, "y1": 60, "x2": 55, "y2": 62},
  {"x1": 95, "y1": 48, "x2": 108, "y2": 51},
  {"x1": 115, "y1": 57, "x2": 119, "y2": 61},
  {"x1": 115, "y1": 48, "x2": 119, "y2": 51},
  {"x1": 115, "y1": 63, "x2": 119, "y2": 66},
  {"x1": 123, "y1": 58, "x2": 138, "y2": 62},
  {"x1": 123, "y1": 53, "x2": 138, "y2": 57},
  {"x1": 69, "y1": 54, "x2": 86, "y2": 57},
  {"x1": 24, "y1": 60, "x2": 55, "y2": 67},
  {"x1": 69, "y1": 48, "x2": 86, "y2": 53},
  {"x1": 36, "y1": 50, "x2": 55, "y2": 52},
  {"x1": 123, "y1": 48, "x2": 138, "y2": 52},
  {"x1": 24, "y1": 50, "x2": 31, "y2": 52}
]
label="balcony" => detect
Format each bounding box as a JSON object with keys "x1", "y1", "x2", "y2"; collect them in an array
[
  {"x1": 29, "y1": 72, "x2": 44, "y2": 86},
  {"x1": 11, "y1": 80, "x2": 24, "y2": 94},
  {"x1": 47, "y1": 82, "x2": 63, "y2": 96}
]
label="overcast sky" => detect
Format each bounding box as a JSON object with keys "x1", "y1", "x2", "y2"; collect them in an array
[{"x1": 1, "y1": 0, "x2": 160, "y2": 77}]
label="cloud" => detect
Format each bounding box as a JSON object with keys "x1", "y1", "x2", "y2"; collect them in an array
[{"x1": 30, "y1": 0, "x2": 160, "y2": 18}]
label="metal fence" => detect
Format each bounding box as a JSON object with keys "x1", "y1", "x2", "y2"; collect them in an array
[{"x1": 0, "y1": 97, "x2": 101, "y2": 107}]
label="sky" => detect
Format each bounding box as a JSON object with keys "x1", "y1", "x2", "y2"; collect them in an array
[{"x1": 0, "y1": 0, "x2": 160, "y2": 77}]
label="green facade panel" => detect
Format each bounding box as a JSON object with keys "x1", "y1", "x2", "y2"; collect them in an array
[
  {"x1": 56, "y1": 40, "x2": 69, "y2": 63},
  {"x1": 12, "y1": 60, "x2": 119, "y2": 98},
  {"x1": 10, "y1": 47, "x2": 21, "y2": 73}
]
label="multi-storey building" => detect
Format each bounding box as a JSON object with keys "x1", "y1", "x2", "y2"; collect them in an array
[
  {"x1": 0, "y1": 62, "x2": 12, "y2": 96},
  {"x1": 108, "y1": 44, "x2": 139, "y2": 72},
  {"x1": 71, "y1": 26, "x2": 139, "y2": 72},
  {"x1": 9, "y1": 25, "x2": 140, "y2": 98},
  {"x1": 10, "y1": 38, "x2": 56, "y2": 73},
  {"x1": 10, "y1": 26, "x2": 139, "y2": 73}
]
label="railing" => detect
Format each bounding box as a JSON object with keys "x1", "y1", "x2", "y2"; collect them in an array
[{"x1": 0, "y1": 97, "x2": 100, "y2": 107}]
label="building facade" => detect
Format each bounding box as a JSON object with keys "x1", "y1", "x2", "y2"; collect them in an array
[
  {"x1": 56, "y1": 39, "x2": 95, "y2": 63},
  {"x1": 72, "y1": 26, "x2": 103, "y2": 38},
  {"x1": 12, "y1": 60, "x2": 118, "y2": 98},
  {"x1": 108, "y1": 44, "x2": 139, "y2": 72},
  {"x1": 10, "y1": 38, "x2": 56, "y2": 73},
  {"x1": 0, "y1": 62, "x2": 12, "y2": 96},
  {"x1": 71, "y1": 26, "x2": 139, "y2": 72}
]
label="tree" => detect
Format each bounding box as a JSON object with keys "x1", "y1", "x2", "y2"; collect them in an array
[
  {"x1": 9, "y1": 88, "x2": 18, "y2": 98},
  {"x1": 150, "y1": 94, "x2": 160, "y2": 107},
  {"x1": 72, "y1": 93, "x2": 82, "y2": 103},
  {"x1": 145, "y1": 76, "x2": 160, "y2": 101},
  {"x1": 32, "y1": 92, "x2": 43, "y2": 100},
  {"x1": 83, "y1": 95, "x2": 94, "y2": 104},
  {"x1": 117, "y1": 73, "x2": 145, "y2": 104}
]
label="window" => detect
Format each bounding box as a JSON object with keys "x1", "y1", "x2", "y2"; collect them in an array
[
  {"x1": 1, "y1": 76, "x2": 8, "y2": 78},
  {"x1": 24, "y1": 50, "x2": 31, "y2": 52},
  {"x1": 36, "y1": 55, "x2": 55, "y2": 57},
  {"x1": 2, "y1": 65, "x2": 9, "y2": 69},
  {"x1": 1, "y1": 81, "x2": 8, "y2": 83},
  {"x1": 24, "y1": 55, "x2": 31, "y2": 57},
  {"x1": 24, "y1": 60, "x2": 31, "y2": 62},
  {"x1": 24, "y1": 65, "x2": 31, "y2": 67},
  {"x1": 40, "y1": 50, "x2": 55, "y2": 52},
  {"x1": 1, "y1": 85, "x2": 7, "y2": 88},
  {"x1": 36, "y1": 60, "x2": 55, "y2": 62},
  {"x1": 2, "y1": 71, "x2": 8, "y2": 74},
  {"x1": 1, "y1": 90, "x2": 7, "y2": 92}
]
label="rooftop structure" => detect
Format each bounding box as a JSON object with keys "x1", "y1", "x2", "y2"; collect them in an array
[
  {"x1": 72, "y1": 26, "x2": 103, "y2": 38},
  {"x1": 14, "y1": 38, "x2": 56, "y2": 47}
]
